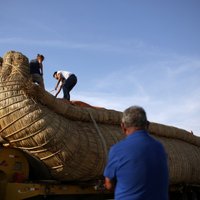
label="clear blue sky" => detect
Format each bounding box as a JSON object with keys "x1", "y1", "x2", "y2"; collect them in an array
[{"x1": 0, "y1": 0, "x2": 200, "y2": 136}]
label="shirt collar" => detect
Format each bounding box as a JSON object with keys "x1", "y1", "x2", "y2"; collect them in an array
[{"x1": 126, "y1": 130, "x2": 147, "y2": 139}]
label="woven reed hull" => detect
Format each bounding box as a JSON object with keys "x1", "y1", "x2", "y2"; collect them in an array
[{"x1": 0, "y1": 51, "x2": 200, "y2": 184}]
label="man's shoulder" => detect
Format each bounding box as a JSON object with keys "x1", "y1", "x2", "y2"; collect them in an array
[
  {"x1": 146, "y1": 133, "x2": 164, "y2": 145},
  {"x1": 30, "y1": 59, "x2": 38, "y2": 64},
  {"x1": 144, "y1": 133, "x2": 167, "y2": 156},
  {"x1": 30, "y1": 59, "x2": 37, "y2": 62},
  {"x1": 110, "y1": 138, "x2": 130, "y2": 154}
]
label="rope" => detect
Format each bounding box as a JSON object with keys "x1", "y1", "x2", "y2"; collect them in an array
[
  {"x1": 0, "y1": 99, "x2": 32, "y2": 112},
  {"x1": 0, "y1": 105, "x2": 25, "y2": 120},
  {"x1": 18, "y1": 139, "x2": 52, "y2": 150},
  {"x1": 3, "y1": 62, "x2": 29, "y2": 78},
  {"x1": 29, "y1": 148, "x2": 49, "y2": 154},
  {"x1": 16, "y1": 117, "x2": 62, "y2": 150},
  {"x1": 0, "y1": 93, "x2": 24, "y2": 103},
  {"x1": 0, "y1": 105, "x2": 37, "y2": 135},
  {"x1": 88, "y1": 110, "x2": 108, "y2": 157},
  {"x1": 51, "y1": 165, "x2": 63, "y2": 170},
  {"x1": 10, "y1": 120, "x2": 47, "y2": 143},
  {"x1": 0, "y1": 88, "x2": 23, "y2": 94},
  {"x1": 40, "y1": 150, "x2": 62, "y2": 161}
]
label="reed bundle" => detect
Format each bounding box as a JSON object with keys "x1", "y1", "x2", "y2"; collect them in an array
[{"x1": 0, "y1": 51, "x2": 200, "y2": 185}]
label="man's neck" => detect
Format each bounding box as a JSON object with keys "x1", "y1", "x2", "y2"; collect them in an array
[{"x1": 126, "y1": 127, "x2": 143, "y2": 136}]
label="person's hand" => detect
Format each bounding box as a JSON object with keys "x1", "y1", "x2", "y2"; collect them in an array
[{"x1": 104, "y1": 177, "x2": 113, "y2": 190}]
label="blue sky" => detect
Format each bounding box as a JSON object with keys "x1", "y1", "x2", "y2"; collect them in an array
[{"x1": 0, "y1": 0, "x2": 200, "y2": 136}]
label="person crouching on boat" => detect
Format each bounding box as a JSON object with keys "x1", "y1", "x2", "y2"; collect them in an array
[{"x1": 53, "y1": 71, "x2": 77, "y2": 100}]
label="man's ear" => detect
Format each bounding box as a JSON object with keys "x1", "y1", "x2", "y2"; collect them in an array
[{"x1": 121, "y1": 122, "x2": 126, "y2": 134}]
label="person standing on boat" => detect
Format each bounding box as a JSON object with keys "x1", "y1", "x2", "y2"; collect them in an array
[
  {"x1": 53, "y1": 70, "x2": 77, "y2": 100},
  {"x1": 30, "y1": 54, "x2": 45, "y2": 89},
  {"x1": 104, "y1": 106, "x2": 169, "y2": 200}
]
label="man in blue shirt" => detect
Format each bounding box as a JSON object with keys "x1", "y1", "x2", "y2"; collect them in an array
[{"x1": 104, "y1": 106, "x2": 169, "y2": 200}]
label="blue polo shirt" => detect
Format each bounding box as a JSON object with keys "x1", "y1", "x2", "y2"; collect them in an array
[{"x1": 104, "y1": 130, "x2": 169, "y2": 200}]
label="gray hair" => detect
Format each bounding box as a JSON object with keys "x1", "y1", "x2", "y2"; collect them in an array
[{"x1": 122, "y1": 106, "x2": 148, "y2": 129}]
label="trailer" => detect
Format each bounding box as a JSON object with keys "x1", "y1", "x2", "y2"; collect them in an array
[
  {"x1": 1, "y1": 146, "x2": 200, "y2": 200},
  {"x1": 0, "y1": 146, "x2": 114, "y2": 200}
]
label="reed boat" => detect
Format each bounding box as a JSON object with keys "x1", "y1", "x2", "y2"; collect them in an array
[{"x1": 0, "y1": 51, "x2": 200, "y2": 186}]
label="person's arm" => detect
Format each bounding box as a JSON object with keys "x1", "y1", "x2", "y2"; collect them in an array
[
  {"x1": 55, "y1": 73, "x2": 62, "y2": 90},
  {"x1": 55, "y1": 73, "x2": 64, "y2": 97},
  {"x1": 40, "y1": 63, "x2": 43, "y2": 75},
  {"x1": 103, "y1": 147, "x2": 117, "y2": 191},
  {"x1": 55, "y1": 84, "x2": 62, "y2": 97},
  {"x1": 38, "y1": 58, "x2": 43, "y2": 75}
]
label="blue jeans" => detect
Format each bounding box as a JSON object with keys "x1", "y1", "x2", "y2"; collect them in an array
[{"x1": 63, "y1": 74, "x2": 77, "y2": 100}]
